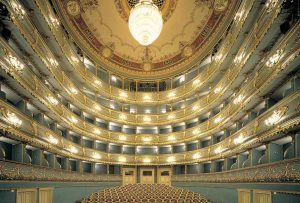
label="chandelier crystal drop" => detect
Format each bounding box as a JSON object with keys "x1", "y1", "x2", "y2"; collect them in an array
[{"x1": 128, "y1": 0, "x2": 163, "y2": 46}]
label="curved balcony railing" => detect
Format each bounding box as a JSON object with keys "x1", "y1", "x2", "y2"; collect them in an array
[
  {"x1": 4, "y1": 0, "x2": 283, "y2": 127},
  {"x1": 0, "y1": 89, "x2": 299, "y2": 165},
  {"x1": 5, "y1": 0, "x2": 255, "y2": 105},
  {"x1": 172, "y1": 158, "x2": 300, "y2": 183},
  {"x1": 1, "y1": 21, "x2": 298, "y2": 146},
  {"x1": 0, "y1": 160, "x2": 121, "y2": 182}
]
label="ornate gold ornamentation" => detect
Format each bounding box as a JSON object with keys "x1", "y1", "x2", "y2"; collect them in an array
[
  {"x1": 214, "y1": 0, "x2": 228, "y2": 12},
  {"x1": 101, "y1": 47, "x2": 112, "y2": 58},
  {"x1": 182, "y1": 46, "x2": 193, "y2": 58},
  {"x1": 54, "y1": 0, "x2": 239, "y2": 78},
  {"x1": 143, "y1": 63, "x2": 152, "y2": 71},
  {"x1": 114, "y1": 0, "x2": 177, "y2": 22},
  {"x1": 66, "y1": 0, "x2": 81, "y2": 16}
]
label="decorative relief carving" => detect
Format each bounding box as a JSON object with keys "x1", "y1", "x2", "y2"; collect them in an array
[
  {"x1": 114, "y1": 0, "x2": 177, "y2": 22},
  {"x1": 214, "y1": 0, "x2": 228, "y2": 12},
  {"x1": 195, "y1": 0, "x2": 213, "y2": 8},
  {"x1": 66, "y1": 0, "x2": 81, "y2": 16}
]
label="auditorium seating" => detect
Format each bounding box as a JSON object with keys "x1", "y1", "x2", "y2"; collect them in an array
[{"x1": 80, "y1": 184, "x2": 212, "y2": 203}]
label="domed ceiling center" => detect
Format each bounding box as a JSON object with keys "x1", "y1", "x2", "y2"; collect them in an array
[{"x1": 56, "y1": 0, "x2": 237, "y2": 79}]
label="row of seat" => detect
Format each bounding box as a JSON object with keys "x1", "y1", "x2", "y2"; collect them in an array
[{"x1": 80, "y1": 184, "x2": 212, "y2": 203}]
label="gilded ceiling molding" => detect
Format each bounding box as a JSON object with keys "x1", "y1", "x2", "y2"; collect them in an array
[
  {"x1": 52, "y1": 0, "x2": 238, "y2": 78},
  {"x1": 31, "y1": 0, "x2": 253, "y2": 105}
]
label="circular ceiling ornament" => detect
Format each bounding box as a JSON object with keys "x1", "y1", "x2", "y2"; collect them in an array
[
  {"x1": 182, "y1": 46, "x2": 193, "y2": 58},
  {"x1": 214, "y1": 0, "x2": 229, "y2": 12},
  {"x1": 66, "y1": 0, "x2": 81, "y2": 16},
  {"x1": 143, "y1": 62, "x2": 152, "y2": 71},
  {"x1": 102, "y1": 47, "x2": 113, "y2": 58},
  {"x1": 128, "y1": 0, "x2": 163, "y2": 46}
]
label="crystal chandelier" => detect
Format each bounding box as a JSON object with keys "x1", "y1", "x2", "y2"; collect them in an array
[{"x1": 128, "y1": 0, "x2": 163, "y2": 46}]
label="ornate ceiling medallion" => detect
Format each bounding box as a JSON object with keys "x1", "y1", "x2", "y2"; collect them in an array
[
  {"x1": 66, "y1": 0, "x2": 81, "y2": 16},
  {"x1": 114, "y1": 0, "x2": 177, "y2": 22}
]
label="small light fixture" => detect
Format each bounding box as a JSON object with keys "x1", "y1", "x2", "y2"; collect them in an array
[
  {"x1": 143, "y1": 137, "x2": 152, "y2": 142},
  {"x1": 214, "y1": 146, "x2": 226, "y2": 154},
  {"x1": 7, "y1": 55, "x2": 25, "y2": 72},
  {"x1": 215, "y1": 53, "x2": 223, "y2": 61},
  {"x1": 70, "y1": 117, "x2": 78, "y2": 124},
  {"x1": 266, "y1": 49, "x2": 283, "y2": 67},
  {"x1": 234, "y1": 53, "x2": 244, "y2": 64},
  {"x1": 234, "y1": 10, "x2": 244, "y2": 21},
  {"x1": 214, "y1": 86, "x2": 222, "y2": 94},
  {"x1": 214, "y1": 116, "x2": 223, "y2": 124},
  {"x1": 48, "y1": 57, "x2": 58, "y2": 67},
  {"x1": 48, "y1": 96, "x2": 59, "y2": 105},
  {"x1": 48, "y1": 135, "x2": 59, "y2": 145},
  {"x1": 94, "y1": 105, "x2": 101, "y2": 111},
  {"x1": 92, "y1": 152, "x2": 101, "y2": 159},
  {"x1": 168, "y1": 136, "x2": 176, "y2": 141},
  {"x1": 120, "y1": 92, "x2": 128, "y2": 98},
  {"x1": 119, "y1": 156, "x2": 126, "y2": 162},
  {"x1": 143, "y1": 116, "x2": 151, "y2": 122},
  {"x1": 94, "y1": 80, "x2": 102, "y2": 86},
  {"x1": 49, "y1": 16, "x2": 60, "y2": 27},
  {"x1": 119, "y1": 114, "x2": 127, "y2": 120},
  {"x1": 111, "y1": 75, "x2": 117, "y2": 82},
  {"x1": 265, "y1": 0, "x2": 278, "y2": 13},
  {"x1": 11, "y1": 2, "x2": 26, "y2": 19},
  {"x1": 70, "y1": 87, "x2": 78, "y2": 95},
  {"x1": 168, "y1": 92, "x2": 175, "y2": 98},
  {"x1": 234, "y1": 134, "x2": 246, "y2": 145},
  {"x1": 233, "y1": 94, "x2": 245, "y2": 105},
  {"x1": 265, "y1": 110, "x2": 282, "y2": 126},
  {"x1": 168, "y1": 114, "x2": 175, "y2": 120},
  {"x1": 192, "y1": 129, "x2": 199, "y2": 135},
  {"x1": 143, "y1": 95, "x2": 151, "y2": 100},
  {"x1": 192, "y1": 153, "x2": 201, "y2": 159},
  {"x1": 71, "y1": 55, "x2": 79, "y2": 63},
  {"x1": 192, "y1": 105, "x2": 199, "y2": 111},
  {"x1": 193, "y1": 79, "x2": 200, "y2": 86},
  {"x1": 179, "y1": 75, "x2": 185, "y2": 83},
  {"x1": 94, "y1": 129, "x2": 101, "y2": 135},
  {"x1": 68, "y1": 146, "x2": 78, "y2": 154},
  {"x1": 6, "y1": 112, "x2": 22, "y2": 127},
  {"x1": 143, "y1": 158, "x2": 151, "y2": 163},
  {"x1": 167, "y1": 156, "x2": 175, "y2": 163}
]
